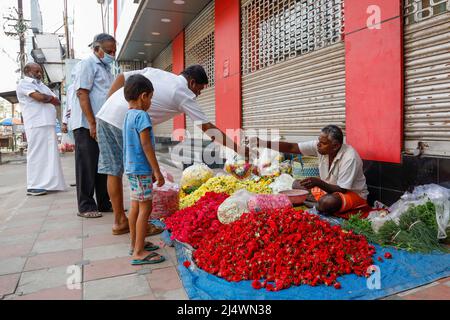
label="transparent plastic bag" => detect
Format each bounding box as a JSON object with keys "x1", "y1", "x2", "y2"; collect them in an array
[
  {"x1": 269, "y1": 174, "x2": 295, "y2": 194},
  {"x1": 224, "y1": 154, "x2": 256, "y2": 180},
  {"x1": 217, "y1": 189, "x2": 255, "y2": 224},
  {"x1": 368, "y1": 184, "x2": 450, "y2": 238},
  {"x1": 247, "y1": 194, "x2": 292, "y2": 212},
  {"x1": 254, "y1": 148, "x2": 283, "y2": 177},
  {"x1": 411, "y1": 184, "x2": 450, "y2": 239},
  {"x1": 180, "y1": 163, "x2": 214, "y2": 194},
  {"x1": 151, "y1": 182, "x2": 180, "y2": 220},
  {"x1": 59, "y1": 133, "x2": 75, "y2": 153}
]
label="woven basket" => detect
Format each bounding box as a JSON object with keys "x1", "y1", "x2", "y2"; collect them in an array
[{"x1": 292, "y1": 156, "x2": 320, "y2": 180}]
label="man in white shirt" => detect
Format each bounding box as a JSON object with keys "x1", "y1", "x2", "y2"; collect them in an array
[
  {"x1": 16, "y1": 63, "x2": 66, "y2": 196},
  {"x1": 96, "y1": 65, "x2": 243, "y2": 235},
  {"x1": 254, "y1": 125, "x2": 369, "y2": 215}
]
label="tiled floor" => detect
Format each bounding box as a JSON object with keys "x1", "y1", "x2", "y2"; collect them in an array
[
  {"x1": 0, "y1": 154, "x2": 448, "y2": 300},
  {"x1": 0, "y1": 154, "x2": 186, "y2": 300}
]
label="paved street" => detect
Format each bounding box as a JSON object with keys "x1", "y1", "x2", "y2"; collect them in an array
[{"x1": 0, "y1": 153, "x2": 448, "y2": 300}]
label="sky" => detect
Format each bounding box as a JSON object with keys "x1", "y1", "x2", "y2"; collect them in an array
[{"x1": 0, "y1": 0, "x2": 106, "y2": 92}]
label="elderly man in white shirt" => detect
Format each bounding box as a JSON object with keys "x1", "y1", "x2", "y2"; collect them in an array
[
  {"x1": 16, "y1": 63, "x2": 66, "y2": 196},
  {"x1": 254, "y1": 125, "x2": 369, "y2": 215},
  {"x1": 96, "y1": 65, "x2": 244, "y2": 235}
]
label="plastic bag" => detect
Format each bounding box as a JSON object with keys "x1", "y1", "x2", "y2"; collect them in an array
[
  {"x1": 368, "y1": 184, "x2": 450, "y2": 238},
  {"x1": 59, "y1": 133, "x2": 75, "y2": 153},
  {"x1": 160, "y1": 169, "x2": 174, "y2": 183},
  {"x1": 217, "y1": 189, "x2": 255, "y2": 224},
  {"x1": 224, "y1": 154, "x2": 256, "y2": 180},
  {"x1": 269, "y1": 174, "x2": 295, "y2": 194},
  {"x1": 247, "y1": 194, "x2": 292, "y2": 212},
  {"x1": 151, "y1": 182, "x2": 180, "y2": 220},
  {"x1": 255, "y1": 148, "x2": 283, "y2": 177},
  {"x1": 411, "y1": 184, "x2": 450, "y2": 239},
  {"x1": 180, "y1": 163, "x2": 214, "y2": 194},
  {"x1": 279, "y1": 160, "x2": 292, "y2": 175}
]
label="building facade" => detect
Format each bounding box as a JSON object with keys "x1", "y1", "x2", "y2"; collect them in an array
[{"x1": 113, "y1": 0, "x2": 450, "y2": 205}]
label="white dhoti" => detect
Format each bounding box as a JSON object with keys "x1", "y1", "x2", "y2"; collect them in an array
[{"x1": 25, "y1": 125, "x2": 67, "y2": 191}]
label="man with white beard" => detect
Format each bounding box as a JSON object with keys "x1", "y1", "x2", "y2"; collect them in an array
[{"x1": 16, "y1": 62, "x2": 67, "y2": 196}]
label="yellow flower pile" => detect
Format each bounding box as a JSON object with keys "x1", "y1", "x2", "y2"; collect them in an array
[{"x1": 179, "y1": 175, "x2": 273, "y2": 209}]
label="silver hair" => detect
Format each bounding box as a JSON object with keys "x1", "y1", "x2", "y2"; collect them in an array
[{"x1": 321, "y1": 125, "x2": 343, "y2": 144}]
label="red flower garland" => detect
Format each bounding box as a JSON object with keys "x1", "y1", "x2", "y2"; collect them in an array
[
  {"x1": 165, "y1": 192, "x2": 229, "y2": 248},
  {"x1": 193, "y1": 208, "x2": 376, "y2": 291},
  {"x1": 166, "y1": 193, "x2": 376, "y2": 292}
]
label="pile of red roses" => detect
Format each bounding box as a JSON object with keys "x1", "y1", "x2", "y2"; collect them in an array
[
  {"x1": 165, "y1": 192, "x2": 229, "y2": 248},
  {"x1": 193, "y1": 208, "x2": 376, "y2": 291}
]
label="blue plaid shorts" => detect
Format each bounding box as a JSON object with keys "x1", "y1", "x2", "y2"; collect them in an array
[
  {"x1": 97, "y1": 119, "x2": 124, "y2": 176},
  {"x1": 127, "y1": 174, "x2": 153, "y2": 202}
]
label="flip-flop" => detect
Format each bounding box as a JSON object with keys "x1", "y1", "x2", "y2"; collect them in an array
[
  {"x1": 112, "y1": 224, "x2": 130, "y2": 235},
  {"x1": 131, "y1": 252, "x2": 166, "y2": 265},
  {"x1": 77, "y1": 211, "x2": 103, "y2": 218},
  {"x1": 146, "y1": 224, "x2": 164, "y2": 236},
  {"x1": 129, "y1": 242, "x2": 160, "y2": 255}
]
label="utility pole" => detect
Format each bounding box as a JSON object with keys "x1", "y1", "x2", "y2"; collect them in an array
[
  {"x1": 63, "y1": 0, "x2": 71, "y2": 59},
  {"x1": 17, "y1": 0, "x2": 25, "y2": 78},
  {"x1": 2, "y1": 0, "x2": 29, "y2": 78}
]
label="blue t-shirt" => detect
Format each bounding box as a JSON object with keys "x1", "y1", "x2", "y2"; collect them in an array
[{"x1": 123, "y1": 109, "x2": 156, "y2": 175}]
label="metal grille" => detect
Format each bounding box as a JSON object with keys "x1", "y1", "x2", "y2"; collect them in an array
[
  {"x1": 118, "y1": 60, "x2": 147, "y2": 72},
  {"x1": 185, "y1": 1, "x2": 216, "y2": 137},
  {"x1": 185, "y1": 33, "x2": 215, "y2": 87},
  {"x1": 241, "y1": 0, "x2": 344, "y2": 75},
  {"x1": 152, "y1": 43, "x2": 173, "y2": 72},
  {"x1": 404, "y1": 0, "x2": 449, "y2": 24},
  {"x1": 185, "y1": 1, "x2": 215, "y2": 87}
]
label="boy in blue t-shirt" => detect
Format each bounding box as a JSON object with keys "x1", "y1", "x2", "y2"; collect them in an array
[{"x1": 122, "y1": 74, "x2": 165, "y2": 265}]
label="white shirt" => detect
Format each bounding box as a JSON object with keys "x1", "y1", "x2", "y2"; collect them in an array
[
  {"x1": 96, "y1": 67, "x2": 209, "y2": 129},
  {"x1": 71, "y1": 54, "x2": 114, "y2": 130},
  {"x1": 298, "y1": 140, "x2": 369, "y2": 199},
  {"x1": 16, "y1": 77, "x2": 57, "y2": 130}
]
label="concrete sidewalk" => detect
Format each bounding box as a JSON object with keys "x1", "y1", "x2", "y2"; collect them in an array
[
  {"x1": 0, "y1": 153, "x2": 187, "y2": 300},
  {"x1": 0, "y1": 153, "x2": 448, "y2": 300}
]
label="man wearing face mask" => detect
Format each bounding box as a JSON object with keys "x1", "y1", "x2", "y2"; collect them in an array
[
  {"x1": 96, "y1": 65, "x2": 245, "y2": 235},
  {"x1": 16, "y1": 63, "x2": 67, "y2": 196},
  {"x1": 70, "y1": 33, "x2": 116, "y2": 218}
]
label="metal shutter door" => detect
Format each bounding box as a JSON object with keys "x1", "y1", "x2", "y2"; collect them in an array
[
  {"x1": 241, "y1": 0, "x2": 345, "y2": 141},
  {"x1": 404, "y1": 5, "x2": 450, "y2": 156},
  {"x1": 152, "y1": 43, "x2": 174, "y2": 138},
  {"x1": 185, "y1": 1, "x2": 215, "y2": 139}
]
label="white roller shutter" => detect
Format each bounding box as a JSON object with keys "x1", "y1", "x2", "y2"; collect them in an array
[
  {"x1": 152, "y1": 43, "x2": 174, "y2": 138},
  {"x1": 185, "y1": 1, "x2": 215, "y2": 139},
  {"x1": 404, "y1": 1, "x2": 450, "y2": 156},
  {"x1": 241, "y1": 0, "x2": 345, "y2": 141}
]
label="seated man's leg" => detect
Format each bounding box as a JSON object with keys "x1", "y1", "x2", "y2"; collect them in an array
[{"x1": 317, "y1": 194, "x2": 342, "y2": 215}]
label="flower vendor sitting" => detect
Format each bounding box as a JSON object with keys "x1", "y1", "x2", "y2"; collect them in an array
[{"x1": 252, "y1": 125, "x2": 368, "y2": 216}]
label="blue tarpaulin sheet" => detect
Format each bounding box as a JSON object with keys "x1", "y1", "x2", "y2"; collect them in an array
[{"x1": 151, "y1": 220, "x2": 450, "y2": 300}]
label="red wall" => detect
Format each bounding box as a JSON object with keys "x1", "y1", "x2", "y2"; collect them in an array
[
  {"x1": 215, "y1": 0, "x2": 242, "y2": 134},
  {"x1": 113, "y1": 0, "x2": 118, "y2": 37},
  {"x1": 345, "y1": 0, "x2": 403, "y2": 163},
  {"x1": 172, "y1": 31, "x2": 186, "y2": 141}
]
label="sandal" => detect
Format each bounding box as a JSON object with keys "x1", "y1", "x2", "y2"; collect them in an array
[
  {"x1": 146, "y1": 223, "x2": 164, "y2": 236},
  {"x1": 112, "y1": 224, "x2": 130, "y2": 235},
  {"x1": 77, "y1": 211, "x2": 103, "y2": 218},
  {"x1": 131, "y1": 252, "x2": 166, "y2": 265},
  {"x1": 129, "y1": 242, "x2": 160, "y2": 255}
]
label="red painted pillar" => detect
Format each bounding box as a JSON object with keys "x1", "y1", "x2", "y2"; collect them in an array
[
  {"x1": 215, "y1": 0, "x2": 242, "y2": 135},
  {"x1": 172, "y1": 31, "x2": 186, "y2": 141},
  {"x1": 113, "y1": 0, "x2": 118, "y2": 37},
  {"x1": 345, "y1": 0, "x2": 403, "y2": 163}
]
